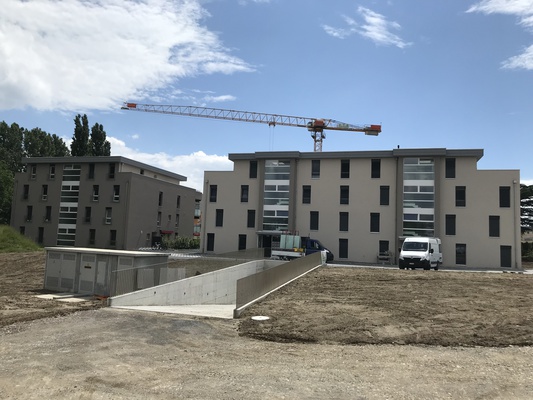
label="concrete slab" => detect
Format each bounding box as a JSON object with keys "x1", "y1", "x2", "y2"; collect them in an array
[
  {"x1": 110, "y1": 305, "x2": 235, "y2": 319},
  {"x1": 35, "y1": 293, "x2": 91, "y2": 302}
]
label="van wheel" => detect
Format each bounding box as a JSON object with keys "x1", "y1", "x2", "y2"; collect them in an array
[{"x1": 434, "y1": 262, "x2": 440, "y2": 271}]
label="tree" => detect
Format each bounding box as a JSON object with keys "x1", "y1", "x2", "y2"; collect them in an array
[
  {"x1": 89, "y1": 123, "x2": 111, "y2": 156},
  {"x1": 521, "y1": 184, "x2": 533, "y2": 232},
  {"x1": 71, "y1": 114, "x2": 90, "y2": 156},
  {"x1": 0, "y1": 121, "x2": 24, "y2": 174}
]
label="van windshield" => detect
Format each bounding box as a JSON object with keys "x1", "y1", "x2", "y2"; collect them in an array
[{"x1": 402, "y1": 242, "x2": 428, "y2": 252}]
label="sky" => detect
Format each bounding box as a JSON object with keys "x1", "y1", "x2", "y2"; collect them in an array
[{"x1": 1, "y1": 0, "x2": 533, "y2": 192}]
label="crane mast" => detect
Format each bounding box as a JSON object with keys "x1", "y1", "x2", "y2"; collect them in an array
[{"x1": 121, "y1": 102, "x2": 381, "y2": 152}]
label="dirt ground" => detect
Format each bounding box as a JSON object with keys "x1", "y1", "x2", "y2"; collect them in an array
[{"x1": 1, "y1": 251, "x2": 533, "y2": 399}]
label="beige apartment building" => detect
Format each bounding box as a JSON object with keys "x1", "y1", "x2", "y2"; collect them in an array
[
  {"x1": 11, "y1": 156, "x2": 201, "y2": 250},
  {"x1": 201, "y1": 148, "x2": 521, "y2": 269}
]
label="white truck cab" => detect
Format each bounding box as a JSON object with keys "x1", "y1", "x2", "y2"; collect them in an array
[{"x1": 399, "y1": 237, "x2": 442, "y2": 270}]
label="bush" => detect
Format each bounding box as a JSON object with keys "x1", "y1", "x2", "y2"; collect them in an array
[
  {"x1": 522, "y1": 242, "x2": 533, "y2": 262},
  {"x1": 162, "y1": 236, "x2": 200, "y2": 250},
  {"x1": 0, "y1": 225, "x2": 42, "y2": 253}
]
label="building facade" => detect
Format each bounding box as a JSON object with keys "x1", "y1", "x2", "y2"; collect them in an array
[
  {"x1": 201, "y1": 148, "x2": 521, "y2": 269},
  {"x1": 11, "y1": 156, "x2": 201, "y2": 250}
]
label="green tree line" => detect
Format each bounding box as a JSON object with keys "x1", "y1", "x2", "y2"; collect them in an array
[{"x1": 0, "y1": 115, "x2": 111, "y2": 224}]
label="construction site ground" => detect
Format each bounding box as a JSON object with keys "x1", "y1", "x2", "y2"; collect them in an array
[{"x1": 1, "y1": 251, "x2": 533, "y2": 399}]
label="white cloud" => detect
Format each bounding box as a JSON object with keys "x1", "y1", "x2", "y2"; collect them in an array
[
  {"x1": 107, "y1": 136, "x2": 232, "y2": 192},
  {"x1": 202, "y1": 95, "x2": 237, "y2": 103},
  {"x1": 323, "y1": 7, "x2": 411, "y2": 49},
  {"x1": 468, "y1": 0, "x2": 533, "y2": 69},
  {"x1": 0, "y1": 0, "x2": 254, "y2": 112}
]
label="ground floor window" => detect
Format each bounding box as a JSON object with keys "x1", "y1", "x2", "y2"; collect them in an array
[
  {"x1": 238, "y1": 234, "x2": 246, "y2": 251},
  {"x1": 207, "y1": 233, "x2": 215, "y2": 251},
  {"x1": 456, "y1": 243, "x2": 466, "y2": 265},
  {"x1": 500, "y1": 245, "x2": 512, "y2": 268},
  {"x1": 339, "y1": 238, "x2": 348, "y2": 259}
]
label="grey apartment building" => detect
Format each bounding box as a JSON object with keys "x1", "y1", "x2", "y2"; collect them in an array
[
  {"x1": 201, "y1": 148, "x2": 521, "y2": 269},
  {"x1": 11, "y1": 156, "x2": 201, "y2": 250}
]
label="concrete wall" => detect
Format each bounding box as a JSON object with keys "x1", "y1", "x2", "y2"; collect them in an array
[{"x1": 108, "y1": 259, "x2": 284, "y2": 307}]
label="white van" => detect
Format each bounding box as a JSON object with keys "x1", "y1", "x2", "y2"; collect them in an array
[{"x1": 399, "y1": 237, "x2": 442, "y2": 270}]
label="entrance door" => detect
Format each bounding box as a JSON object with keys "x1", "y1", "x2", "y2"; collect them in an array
[{"x1": 78, "y1": 254, "x2": 96, "y2": 294}]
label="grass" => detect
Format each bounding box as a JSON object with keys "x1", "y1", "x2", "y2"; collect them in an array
[{"x1": 0, "y1": 225, "x2": 43, "y2": 253}]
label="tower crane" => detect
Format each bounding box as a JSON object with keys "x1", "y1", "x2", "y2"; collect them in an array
[{"x1": 121, "y1": 102, "x2": 381, "y2": 152}]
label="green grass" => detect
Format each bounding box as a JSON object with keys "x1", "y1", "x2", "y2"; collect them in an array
[{"x1": 0, "y1": 225, "x2": 43, "y2": 253}]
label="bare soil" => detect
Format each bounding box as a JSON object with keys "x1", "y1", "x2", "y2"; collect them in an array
[{"x1": 1, "y1": 252, "x2": 533, "y2": 399}]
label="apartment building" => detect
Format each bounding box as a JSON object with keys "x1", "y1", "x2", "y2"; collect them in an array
[
  {"x1": 11, "y1": 156, "x2": 202, "y2": 250},
  {"x1": 201, "y1": 148, "x2": 521, "y2": 269}
]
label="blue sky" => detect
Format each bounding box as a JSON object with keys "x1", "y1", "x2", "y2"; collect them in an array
[{"x1": 1, "y1": 0, "x2": 533, "y2": 191}]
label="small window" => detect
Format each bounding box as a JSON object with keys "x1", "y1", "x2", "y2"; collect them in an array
[
  {"x1": 445, "y1": 158, "x2": 456, "y2": 179},
  {"x1": 499, "y1": 186, "x2": 510, "y2": 208},
  {"x1": 238, "y1": 234, "x2": 247, "y2": 251},
  {"x1": 302, "y1": 185, "x2": 311, "y2": 204},
  {"x1": 158, "y1": 191, "x2": 163, "y2": 206},
  {"x1": 445, "y1": 214, "x2": 456, "y2": 235},
  {"x1": 500, "y1": 245, "x2": 512, "y2": 268},
  {"x1": 241, "y1": 185, "x2": 249, "y2": 202},
  {"x1": 49, "y1": 164, "x2": 56, "y2": 179},
  {"x1": 26, "y1": 205, "x2": 33, "y2": 222},
  {"x1": 110, "y1": 230, "x2": 117, "y2": 247},
  {"x1": 249, "y1": 160, "x2": 258, "y2": 179},
  {"x1": 370, "y1": 212, "x2": 380, "y2": 233},
  {"x1": 456, "y1": 243, "x2": 466, "y2": 265},
  {"x1": 379, "y1": 240, "x2": 389, "y2": 254},
  {"x1": 113, "y1": 185, "x2": 120, "y2": 202},
  {"x1": 23, "y1": 185, "x2": 29, "y2": 200},
  {"x1": 341, "y1": 159, "x2": 350, "y2": 179},
  {"x1": 45, "y1": 206, "x2": 52, "y2": 222},
  {"x1": 89, "y1": 229, "x2": 96, "y2": 245},
  {"x1": 92, "y1": 185, "x2": 99, "y2": 201},
  {"x1": 105, "y1": 208, "x2": 112, "y2": 224},
  {"x1": 380, "y1": 186, "x2": 389, "y2": 206},
  {"x1": 339, "y1": 238, "x2": 348, "y2": 259},
  {"x1": 311, "y1": 160, "x2": 320, "y2": 178},
  {"x1": 247, "y1": 210, "x2": 256, "y2": 228},
  {"x1": 37, "y1": 227, "x2": 44, "y2": 245},
  {"x1": 41, "y1": 185, "x2": 48, "y2": 201},
  {"x1": 175, "y1": 214, "x2": 180, "y2": 228},
  {"x1": 157, "y1": 212, "x2": 161, "y2": 227},
  {"x1": 455, "y1": 186, "x2": 466, "y2": 207},
  {"x1": 340, "y1": 186, "x2": 349, "y2": 205},
  {"x1": 371, "y1": 159, "x2": 381, "y2": 179},
  {"x1": 176, "y1": 195, "x2": 181, "y2": 208},
  {"x1": 489, "y1": 215, "x2": 500, "y2": 237},
  {"x1": 108, "y1": 163, "x2": 116, "y2": 179},
  {"x1": 339, "y1": 212, "x2": 349, "y2": 232},
  {"x1": 30, "y1": 164, "x2": 37, "y2": 179},
  {"x1": 209, "y1": 185, "x2": 218, "y2": 202},
  {"x1": 215, "y1": 209, "x2": 224, "y2": 227},
  {"x1": 206, "y1": 233, "x2": 215, "y2": 251},
  {"x1": 310, "y1": 211, "x2": 319, "y2": 230},
  {"x1": 85, "y1": 207, "x2": 92, "y2": 223},
  {"x1": 88, "y1": 163, "x2": 95, "y2": 179}
]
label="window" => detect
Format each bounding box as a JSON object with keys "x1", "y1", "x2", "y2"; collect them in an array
[
  {"x1": 241, "y1": 185, "x2": 249, "y2": 202},
  {"x1": 311, "y1": 160, "x2": 320, "y2": 178},
  {"x1": 380, "y1": 186, "x2": 390, "y2": 206},
  {"x1": 158, "y1": 191, "x2": 163, "y2": 206},
  {"x1": 445, "y1": 158, "x2": 456, "y2": 179},
  {"x1": 370, "y1": 212, "x2": 380, "y2": 233},
  {"x1": 89, "y1": 229, "x2": 96, "y2": 245},
  {"x1": 105, "y1": 208, "x2": 112, "y2": 224},
  {"x1": 23, "y1": 185, "x2": 29, "y2": 200},
  {"x1": 92, "y1": 185, "x2": 99, "y2": 201},
  {"x1": 379, "y1": 240, "x2": 389, "y2": 254},
  {"x1": 249, "y1": 160, "x2": 258, "y2": 179},
  {"x1": 176, "y1": 195, "x2": 181, "y2": 208},
  {"x1": 41, "y1": 185, "x2": 48, "y2": 201},
  {"x1": 499, "y1": 186, "x2": 511, "y2": 208},
  {"x1": 455, "y1": 186, "x2": 466, "y2": 207},
  {"x1": 110, "y1": 230, "x2": 117, "y2": 247},
  {"x1": 108, "y1": 163, "x2": 116, "y2": 179},
  {"x1": 85, "y1": 207, "x2": 92, "y2": 223},
  {"x1": 175, "y1": 214, "x2": 180, "y2": 228},
  {"x1": 302, "y1": 185, "x2": 311, "y2": 204},
  {"x1": 45, "y1": 206, "x2": 51, "y2": 222},
  {"x1": 206, "y1": 233, "x2": 215, "y2": 251},
  {"x1": 340, "y1": 186, "x2": 349, "y2": 205},
  {"x1": 19, "y1": 226, "x2": 25, "y2": 235},
  {"x1": 238, "y1": 234, "x2": 247, "y2": 251},
  {"x1": 49, "y1": 164, "x2": 55, "y2": 179},
  {"x1": 310, "y1": 211, "x2": 319, "y2": 230},
  {"x1": 38, "y1": 227, "x2": 44, "y2": 245},
  {"x1": 88, "y1": 163, "x2": 95, "y2": 179},
  {"x1": 157, "y1": 212, "x2": 161, "y2": 227},
  {"x1": 30, "y1": 164, "x2": 36, "y2": 179},
  {"x1": 113, "y1": 185, "x2": 120, "y2": 202},
  {"x1": 341, "y1": 159, "x2": 350, "y2": 179},
  {"x1": 500, "y1": 245, "x2": 512, "y2": 268},
  {"x1": 339, "y1": 238, "x2": 348, "y2": 259},
  {"x1": 247, "y1": 210, "x2": 256, "y2": 228},
  {"x1": 445, "y1": 214, "x2": 456, "y2": 235},
  {"x1": 215, "y1": 209, "x2": 224, "y2": 227},
  {"x1": 456, "y1": 243, "x2": 466, "y2": 265},
  {"x1": 209, "y1": 185, "x2": 218, "y2": 202},
  {"x1": 26, "y1": 206, "x2": 33, "y2": 222},
  {"x1": 489, "y1": 215, "x2": 500, "y2": 237},
  {"x1": 371, "y1": 159, "x2": 381, "y2": 179},
  {"x1": 339, "y1": 212, "x2": 349, "y2": 231}
]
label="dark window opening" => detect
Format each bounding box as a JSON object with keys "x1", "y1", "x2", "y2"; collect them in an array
[
  {"x1": 302, "y1": 185, "x2": 311, "y2": 204},
  {"x1": 340, "y1": 186, "x2": 349, "y2": 205},
  {"x1": 371, "y1": 159, "x2": 381, "y2": 179},
  {"x1": 500, "y1": 245, "x2": 512, "y2": 268},
  {"x1": 206, "y1": 233, "x2": 215, "y2": 251},
  {"x1": 455, "y1": 186, "x2": 466, "y2": 207},
  {"x1": 445, "y1": 214, "x2": 456, "y2": 235},
  {"x1": 88, "y1": 163, "x2": 95, "y2": 179},
  {"x1": 209, "y1": 185, "x2": 218, "y2": 202},
  {"x1": 380, "y1": 186, "x2": 390, "y2": 206},
  {"x1": 445, "y1": 158, "x2": 456, "y2": 179},
  {"x1": 499, "y1": 186, "x2": 511, "y2": 208},
  {"x1": 341, "y1": 159, "x2": 350, "y2": 179},
  {"x1": 215, "y1": 209, "x2": 224, "y2": 227},
  {"x1": 456, "y1": 243, "x2": 466, "y2": 265},
  {"x1": 370, "y1": 212, "x2": 380, "y2": 233},
  {"x1": 311, "y1": 160, "x2": 320, "y2": 178},
  {"x1": 241, "y1": 185, "x2": 249, "y2": 202},
  {"x1": 339, "y1": 238, "x2": 348, "y2": 259},
  {"x1": 247, "y1": 210, "x2": 256, "y2": 228},
  {"x1": 489, "y1": 215, "x2": 500, "y2": 237},
  {"x1": 339, "y1": 212, "x2": 349, "y2": 231},
  {"x1": 310, "y1": 211, "x2": 319, "y2": 230},
  {"x1": 238, "y1": 234, "x2": 247, "y2": 251},
  {"x1": 249, "y1": 160, "x2": 258, "y2": 179}
]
